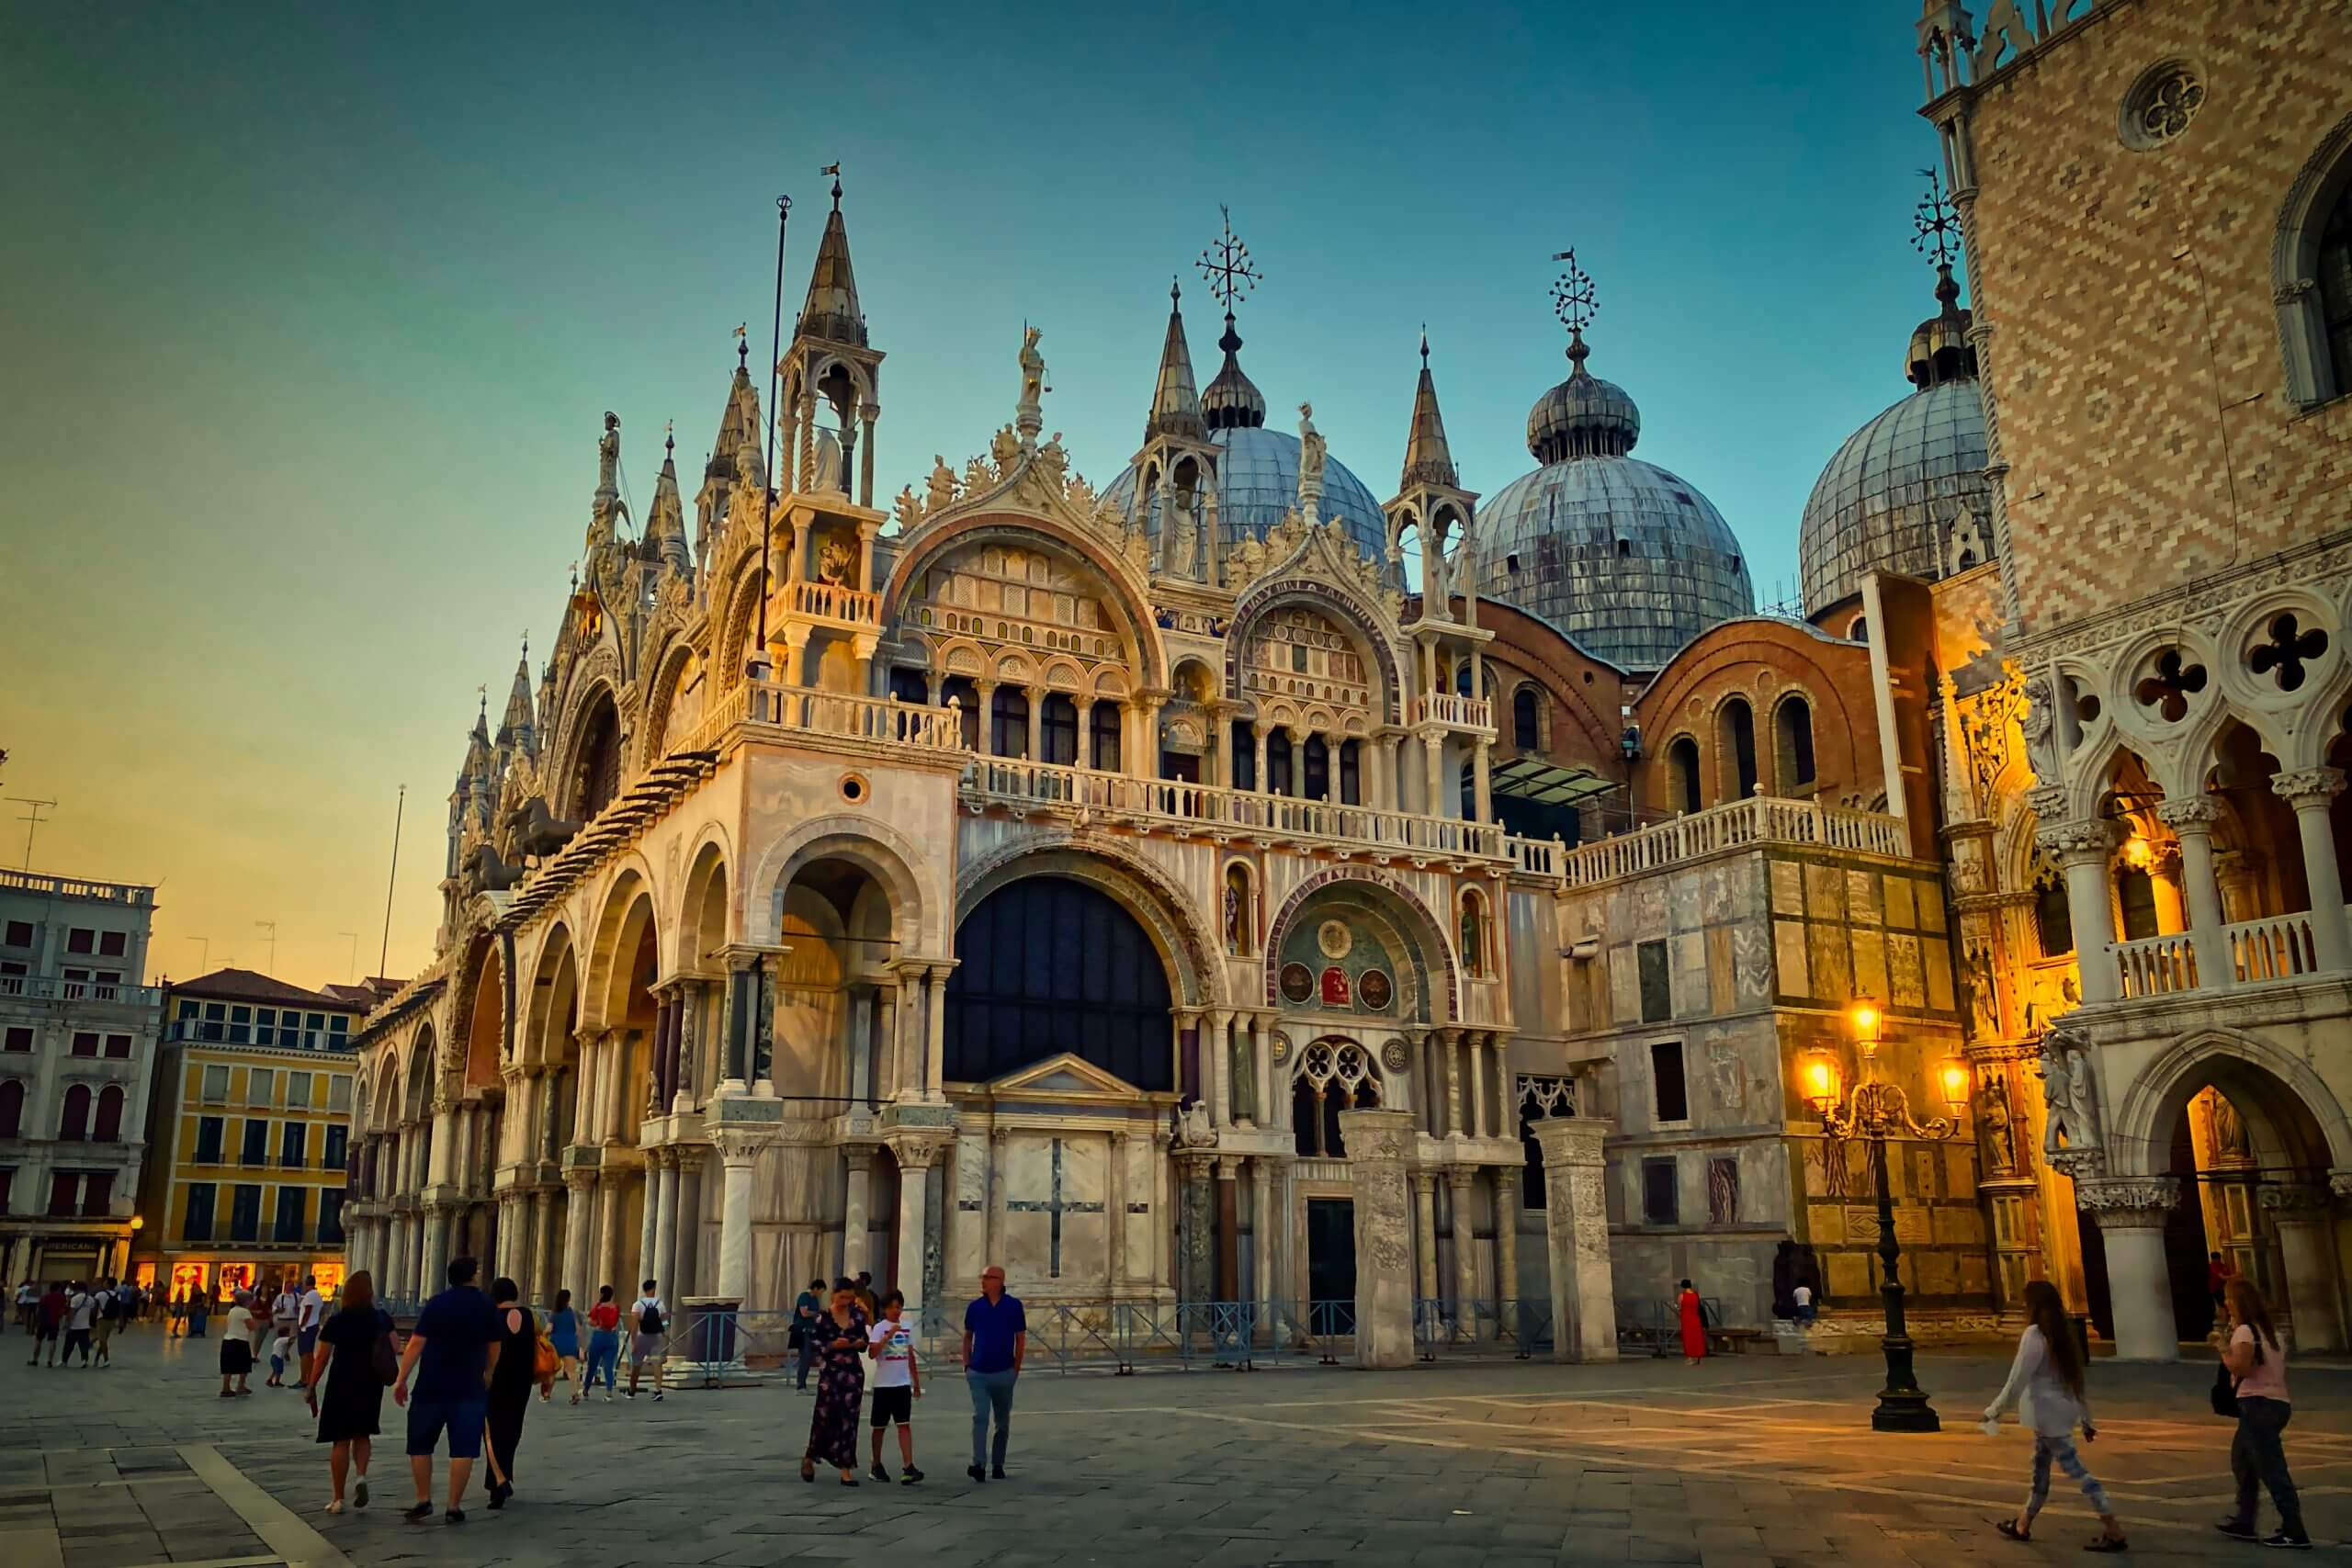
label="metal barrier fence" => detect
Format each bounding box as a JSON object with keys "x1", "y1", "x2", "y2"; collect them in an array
[{"x1": 1412, "y1": 1299, "x2": 1551, "y2": 1360}]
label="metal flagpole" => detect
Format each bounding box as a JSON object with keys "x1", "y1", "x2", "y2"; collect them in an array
[
  {"x1": 376, "y1": 784, "x2": 405, "y2": 981},
  {"x1": 754, "y1": 193, "x2": 791, "y2": 678}
]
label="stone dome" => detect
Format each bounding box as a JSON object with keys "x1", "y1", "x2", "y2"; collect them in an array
[
  {"x1": 1102, "y1": 424, "x2": 1389, "y2": 563},
  {"x1": 1796, "y1": 265, "x2": 1992, "y2": 616},
  {"x1": 1473, "y1": 332, "x2": 1753, "y2": 671}
]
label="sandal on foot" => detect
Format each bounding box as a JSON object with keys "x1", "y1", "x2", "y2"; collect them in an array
[
  {"x1": 2085, "y1": 1537, "x2": 2129, "y2": 1553},
  {"x1": 1996, "y1": 1520, "x2": 2031, "y2": 1543}
]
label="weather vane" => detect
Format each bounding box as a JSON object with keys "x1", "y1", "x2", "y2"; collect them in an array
[
  {"x1": 1912, "y1": 165, "x2": 1962, "y2": 270},
  {"x1": 1550, "y1": 248, "x2": 1598, "y2": 336},
  {"x1": 1197, "y1": 205, "x2": 1261, "y2": 318}
]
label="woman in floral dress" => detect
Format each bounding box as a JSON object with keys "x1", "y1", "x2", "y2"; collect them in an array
[{"x1": 799, "y1": 1280, "x2": 869, "y2": 1486}]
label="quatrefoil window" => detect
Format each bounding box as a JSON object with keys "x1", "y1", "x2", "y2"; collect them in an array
[
  {"x1": 2133, "y1": 649, "x2": 2208, "y2": 723},
  {"x1": 2137, "y1": 72, "x2": 2203, "y2": 141},
  {"x1": 2249, "y1": 614, "x2": 2328, "y2": 693}
]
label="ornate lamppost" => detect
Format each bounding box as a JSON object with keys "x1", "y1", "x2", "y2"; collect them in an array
[{"x1": 1802, "y1": 998, "x2": 1972, "y2": 1433}]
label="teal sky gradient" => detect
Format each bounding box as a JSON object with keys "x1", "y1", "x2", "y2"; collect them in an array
[{"x1": 0, "y1": 1, "x2": 1954, "y2": 989}]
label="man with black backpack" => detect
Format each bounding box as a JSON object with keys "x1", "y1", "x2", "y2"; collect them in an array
[
  {"x1": 92, "y1": 1275, "x2": 120, "y2": 1366},
  {"x1": 626, "y1": 1280, "x2": 665, "y2": 1403}
]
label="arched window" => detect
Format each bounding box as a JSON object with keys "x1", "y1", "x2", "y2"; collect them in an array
[
  {"x1": 989, "y1": 686, "x2": 1029, "y2": 759},
  {"x1": 2115, "y1": 864, "x2": 2160, "y2": 943},
  {"x1": 1292, "y1": 1040, "x2": 1382, "y2": 1157},
  {"x1": 1459, "y1": 889, "x2": 1489, "y2": 978},
  {"x1": 1512, "y1": 688, "x2": 1541, "y2": 750},
  {"x1": 2032, "y1": 865, "x2": 2075, "y2": 957},
  {"x1": 571, "y1": 692, "x2": 623, "y2": 820},
  {"x1": 59, "y1": 1082, "x2": 91, "y2": 1141},
  {"x1": 1268, "y1": 732, "x2": 1294, "y2": 796},
  {"x1": 2277, "y1": 130, "x2": 2352, "y2": 408},
  {"x1": 1718, "y1": 698, "x2": 1758, "y2": 801},
  {"x1": 944, "y1": 875, "x2": 1174, "y2": 1089},
  {"x1": 0, "y1": 1078, "x2": 22, "y2": 1138},
  {"x1": 1667, "y1": 737, "x2": 1702, "y2": 814},
  {"x1": 1774, "y1": 696, "x2": 1817, "y2": 792},
  {"x1": 1338, "y1": 739, "x2": 1361, "y2": 806},
  {"x1": 1040, "y1": 694, "x2": 1079, "y2": 765},
  {"x1": 1303, "y1": 737, "x2": 1330, "y2": 801},
  {"x1": 94, "y1": 1084, "x2": 125, "y2": 1142}
]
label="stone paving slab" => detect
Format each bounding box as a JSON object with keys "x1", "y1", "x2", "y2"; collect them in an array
[{"x1": 6, "y1": 1323, "x2": 2349, "y2": 1563}]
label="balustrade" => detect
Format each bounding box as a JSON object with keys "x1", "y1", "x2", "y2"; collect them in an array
[
  {"x1": 783, "y1": 579, "x2": 880, "y2": 625},
  {"x1": 1413, "y1": 693, "x2": 1493, "y2": 730},
  {"x1": 2113, "y1": 931, "x2": 2199, "y2": 998},
  {"x1": 1557, "y1": 796, "x2": 1908, "y2": 887},
  {"x1": 2226, "y1": 912, "x2": 2321, "y2": 984}
]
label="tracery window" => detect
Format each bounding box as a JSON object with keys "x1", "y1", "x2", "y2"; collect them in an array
[
  {"x1": 1292, "y1": 1040, "x2": 1383, "y2": 1158},
  {"x1": 1517, "y1": 1074, "x2": 1577, "y2": 1209},
  {"x1": 2322, "y1": 181, "x2": 2352, "y2": 400},
  {"x1": 2032, "y1": 863, "x2": 2075, "y2": 957}
]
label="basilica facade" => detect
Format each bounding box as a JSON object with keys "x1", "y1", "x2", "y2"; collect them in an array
[{"x1": 340, "y1": 0, "x2": 2352, "y2": 1363}]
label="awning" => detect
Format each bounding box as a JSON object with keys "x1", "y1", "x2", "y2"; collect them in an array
[{"x1": 1488, "y1": 755, "x2": 1619, "y2": 807}]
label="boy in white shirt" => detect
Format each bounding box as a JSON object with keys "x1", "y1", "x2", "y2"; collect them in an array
[
  {"x1": 866, "y1": 1291, "x2": 922, "y2": 1484},
  {"x1": 267, "y1": 1330, "x2": 291, "y2": 1386},
  {"x1": 1793, "y1": 1283, "x2": 1815, "y2": 1325},
  {"x1": 627, "y1": 1280, "x2": 666, "y2": 1402}
]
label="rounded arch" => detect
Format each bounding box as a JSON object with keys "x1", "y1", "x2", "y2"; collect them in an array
[
  {"x1": 0, "y1": 1077, "x2": 24, "y2": 1139},
  {"x1": 945, "y1": 872, "x2": 1177, "y2": 1090},
  {"x1": 452, "y1": 932, "x2": 510, "y2": 1090},
  {"x1": 750, "y1": 814, "x2": 937, "y2": 954},
  {"x1": 1262, "y1": 868, "x2": 1461, "y2": 1022},
  {"x1": 881, "y1": 511, "x2": 1168, "y2": 691},
  {"x1": 60, "y1": 1082, "x2": 92, "y2": 1140},
  {"x1": 675, "y1": 830, "x2": 736, "y2": 978},
  {"x1": 403, "y1": 1021, "x2": 438, "y2": 1121},
  {"x1": 1223, "y1": 579, "x2": 1403, "y2": 727},
  {"x1": 639, "y1": 634, "x2": 708, "y2": 767},
  {"x1": 582, "y1": 869, "x2": 661, "y2": 1034},
  {"x1": 2108, "y1": 1026, "x2": 2352, "y2": 1180},
  {"x1": 525, "y1": 923, "x2": 582, "y2": 1069},
  {"x1": 94, "y1": 1082, "x2": 125, "y2": 1142},
  {"x1": 956, "y1": 832, "x2": 1222, "y2": 1010},
  {"x1": 554, "y1": 680, "x2": 627, "y2": 822}
]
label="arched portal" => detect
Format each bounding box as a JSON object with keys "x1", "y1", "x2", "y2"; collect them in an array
[
  {"x1": 526, "y1": 929, "x2": 581, "y2": 1165},
  {"x1": 461, "y1": 938, "x2": 505, "y2": 1090},
  {"x1": 944, "y1": 875, "x2": 1175, "y2": 1090},
  {"x1": 774, "y1": 852, "x2": 897, "y2": 1110},
  {"x1": 570, "y1": 689, "x2": 624, "y2": 820}
]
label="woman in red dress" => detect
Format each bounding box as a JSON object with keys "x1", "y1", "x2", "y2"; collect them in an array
[{"x1": 1678, "y1": 1280, "x2": 1706, "y2": 1366}]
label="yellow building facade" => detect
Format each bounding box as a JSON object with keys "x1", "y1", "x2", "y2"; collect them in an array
[{"x1": 133, "y1": 969, "x2": 366, "y2": 1303}]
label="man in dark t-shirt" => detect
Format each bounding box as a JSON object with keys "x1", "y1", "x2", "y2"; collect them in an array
[{"x1": 393, "y1": 1257, "x2": 502, "y2": 1523}]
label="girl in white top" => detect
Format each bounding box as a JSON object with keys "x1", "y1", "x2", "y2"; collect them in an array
[
  {"x1": 2217, "y1": 1277, "x2": 2306, "y2": 1547},
  {"x1": 1984, "y1": 1280, "x2": 2127, "y2": 1551}
]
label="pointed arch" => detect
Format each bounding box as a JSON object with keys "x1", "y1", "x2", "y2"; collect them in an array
[
  {"x1": 1224, "y1": 578, "x2": 1404, "y2": 726},
  {"x1": 2271, "y1": 107, "x2": 2352, "y2": 409},
  {"x1": 2108, "y1": 1025, "x2": 2352, "y2": 1179}
]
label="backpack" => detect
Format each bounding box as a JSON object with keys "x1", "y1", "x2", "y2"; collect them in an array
[
  {"x1": 98, "y1": 1292, "x2": 119, "y2": 1323},
  {"x1": 638, "y1": 1300, "x2": 664, "y2": 1336},
  {"x1": 531, "y1": 1314, "x2": 560, "y2": 1381}
]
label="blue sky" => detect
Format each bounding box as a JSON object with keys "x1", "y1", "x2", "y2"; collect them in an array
[{"x1": 0, "y1": 1, "x2": 1957, "y2": 986}]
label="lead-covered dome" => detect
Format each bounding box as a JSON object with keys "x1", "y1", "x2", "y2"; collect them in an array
[
  {"x1": 1797, "y1": 265, "x2": 1992, "y2": 616},
  {"x1": 1102, "y1": 425, "x2": 1389, "y2": 561},
  {"x1": 1474, "y1": 330, "x2": 1753, "y2": 671}
]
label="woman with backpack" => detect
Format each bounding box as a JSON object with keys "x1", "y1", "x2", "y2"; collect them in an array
[
  {"x1": 2216, "y1": 1277, "x2": 2308, "y2": 1549},
  {"x1": 582, "y1": 1285, "x2": 622, "y2": 1403},
  {"x1": 626, "y1": 1279, "x2": 666, "y2": 1403},
  {"x1": 307, "y1": 1269, "x2": 394, "y2": 1515},
  {"x1": 482, "y1": 1277, "x2": 551, "y2": 1509},
  {"x1": 1984, "y1": 1280, "x2": 2127, "y2": 1551}
]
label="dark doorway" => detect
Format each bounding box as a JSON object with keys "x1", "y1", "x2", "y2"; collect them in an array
[
  {"x1": 1306, "y1": 1199, "x2": 1356, "y2": 1316},
  {"x1": 2165, "y1": 1116, "x2": 2221, "y2": 1338}
]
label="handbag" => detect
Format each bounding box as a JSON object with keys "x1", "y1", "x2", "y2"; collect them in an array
[
  {"x1": 371, "y1": 1319, "x2": 400, "y2": 1386},
  {"x1": 2211, "y1": 1359, "x2": 2241, "y2": 1418}
]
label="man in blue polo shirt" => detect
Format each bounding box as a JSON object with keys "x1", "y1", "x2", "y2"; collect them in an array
[
  {"x1": 393, "y1": 1257, "x2": 502, "y2": 1524},
  {"x1": 960, "y1": 1265, "x2": 1025, "y2": 1482}
]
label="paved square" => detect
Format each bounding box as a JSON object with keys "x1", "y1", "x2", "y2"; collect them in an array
[{"x1": 2, "y1": 1324, "x2": 2336, "y2": 1565}]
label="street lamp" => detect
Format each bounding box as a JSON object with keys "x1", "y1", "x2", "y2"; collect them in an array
[{"x1": 1803, "y1": 998, "x2": 1971, "y2": 1433}]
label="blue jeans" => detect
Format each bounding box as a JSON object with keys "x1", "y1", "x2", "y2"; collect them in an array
[
  {"x1": 2231, "y1": 1397, "x2": 2303, "y2": 1537},
  {"x1": 2028, "y1": 1431, "x2": 2110, "y2": 1517},
  {"x1": 796, "y1": 1333, "x2": 818, "y2": 1389},
  {"x1": 967, "y1": 1369, "x2": 1017, "y2": 1470},
  {"x1": 584, "y1": 1330, "x2": 620, "y2": 1391}
]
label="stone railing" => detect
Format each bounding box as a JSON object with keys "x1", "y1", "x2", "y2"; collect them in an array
[
  {"x1": 1505, "y1": 835, "x2": 1566, "y2": 882},
  {"x1": 1413, "y1": 693, "x2": 1494, "y2": 730},
  {"x1": 2114, "y1": 931, "x2": 2198, "y2": 998},
  {"x1": 2229, "y1": 912, "x2": 2321, "y2": 984},
  {"x1": 962, "y1": 758, "x2": 1508, "y2": 860},
  {"x1": 0, "y1": 974, "x2": 163, "y2": 1007},
  {"x1": 0, "y1": 868, "x2": 155, "y2": 905},
  {"x1": 673, "y1": 682, "x2": 964, "y2": 759},
  {"x1": 2098, "y1": 909, "x2": 2344, "y2": 1001},
  {"x1": 784, "y1": 579, "x2": 881, "y2": 625},
  {"x1": 1559, "y1": 796, "x2": 1910, "y2": 888}
]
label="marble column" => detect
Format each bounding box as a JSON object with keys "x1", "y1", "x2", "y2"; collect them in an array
[
  {"x1": 1442, "y1": 1029, "x2": 1464, "y2": 1139},
  {"x1": 652, "y1": 1151, "x2": 682, "y2": 1301},
  {"x1": 842, "y1": 1148, "x2": 874, "y2": 1281},
  {"x1": 1251, "y1": 1014, "x2": 1275, "y2": 1127},
  {"x1": 632, "y1": 1167, "x2": 659, "y2": 1292},
  {"x1": 2276, "y1": 769, "x2": 2352, "y2": 971},
  {"x1": 1531, "y1": 1116, "x2": 1617, "y2": 1362},
  {"x1": 2156, "y1": 796, "x2": 2233, "y2": 989},
  {"x1": 1179, "y1": 1155, "x2": 1215, "y2": 1306},
  {"x1": 1473, "y1": 739, "x2": 1493, "y2": 824},
  {"x1": 892, "y1": 969, "x2": 921, "y2": 1102},
  {"x1": 1336, "y1": 1108, "x2": 1418, "y2": 1369},
  {"x1": 924, "y1": 965, "x2": 950, "y2": 1101},
  {"x1": 1446, "y1": 1167, "x2": 1479, "y2": 1315},
  {"x1": 1468, "y1": 1034, "x2": 1490, "y2": 1140},
  {"x1": 386, "y1": 1213, "x2": 412, "y2": 1305},
  {"x1": 892, "y1": 1141, "x2": 941, "y2": 1316},
  {"x1": 1411, "y1": 1170, "x2": 1439, "y2": 1304},
  {"x1": 597, "y1": 1172, "x2": 628, "y2": 1297},
  {"x1": 714, "y1": 1135, "x2": 761, "y2": 1300},
  {"x1": 1251, "y1": 1156, "x2": 1279, "y2": 1327},
  {"x1": 2077, "y1": 1177, "x2": 2181, "y2": 1361},
  {"x1": 1496, "y1": 1168, "x2": 1521, "y2": 1322},
  {"x1": 674, "y1": 1154, "x2": 704, "y2": 1298},
  {"x1": 531, "y1": 1188, "x2": 557, "y2": 1304},
  {"x1": 563, "y1": 1174, "x2": 597, "y2": 1303},
  {"x1": 2263, "y1": 1185, "x2": 2346, "y2": 1353},
  {"x1": 1216, "y1": 1155, "x2": 1242, "y2": 1303},
  {"x1": 2041, "y1": 822, "x2": 2120, "y2": 1003},
  {"x1": 1207, "y1": 1010, "x2": 1234, "y2": 1129},
  {"x1": 422, "y1": 1206, "x2": 452, "y2": 1297},
  {"x1": 1107, "y1": 1132, "x2": 1130, "y2": 1292},
  {"x1": 849, "y1": 987, "x2": 874, "y2": 1107}
]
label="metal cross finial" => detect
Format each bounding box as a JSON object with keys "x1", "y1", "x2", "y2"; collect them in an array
[
  {"x1": 1197, "y1": 205, "x2": 1261, "y2": 318},
  {"x1": 1549, "y1": 249, "x2": 1598, "y2": 336},
  {"x1": 1912, "y1": 165, "x2": 1962, "y2": 270}
]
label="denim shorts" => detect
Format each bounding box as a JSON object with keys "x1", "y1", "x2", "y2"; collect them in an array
[{"x1": 406, "y1": 1393, "x2": 488, "y2": 1460}]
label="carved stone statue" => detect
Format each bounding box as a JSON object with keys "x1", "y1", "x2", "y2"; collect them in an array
[
  {"x1": 1017, "y1": 325, "x2": 1046, "y2": 425},
  {"x1": 1296, "y1": 400, "x2": 1327, "y2": 510},
  {"x1": 596, "y1": 411, "x2": 621, "y2": 495},
  {"x1": 989, "y1": 424, "x2": 1022, "y2": 473},
  {"x1": 1162, "y1": 485, "x2": 1198, "y2": 578},
  {"x1": 2019, "y1": 674, "x2": 2058, "y2": 784},
  {"x1": 461, "y1": 839, "x2": 524, "y2": 898},
  {"x1": 811, "y1": 426, "x2": 845, "y2": 494},
  {"x1": 927, "y1": 455, "x2": 957, "y2": 513},
  {"x1": 818, "y1": 536, "x2": 854, "y2": 587},
  {"x1": 893, "y1": 485, "x2": 922, "y2": 530},
  {"x1": 2038, "y1": 1026, "x2": 2101, "y2": 1158},
  {"x1": 1170, "y1": 1099, "x2": 1216, "y2": 1150},
  {"x1": 505, "y1": 795, "x2": 582, "y2": 860},
  {"x1": 1962, "y1": 942, "x2": 2000, "y2": 1041},
  {"x1": 1980, "y1": 1069, "x2": 2019, "y2": 1175}
]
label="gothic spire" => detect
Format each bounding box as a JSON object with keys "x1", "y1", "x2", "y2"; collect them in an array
[
  {"x1": 497, "y1": 638, "x2": 536, "y2": 753},
  {"x1": 644, "y1": 424, "x2": 692, "y2": 578},
  {"x1": 1143, "y1": 277, "x2": 1206, "y2": 443},
  {"x1": 1399, "y1": 330, "x2": 1459, "y2": 490},
  {"x1": 797, "y1": 174, "x2": 866, "y2": 347}
]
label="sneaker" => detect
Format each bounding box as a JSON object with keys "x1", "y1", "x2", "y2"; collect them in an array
[
  {"x1": 967, "y1": 1465, "x2": 986, "y2": 1483},
  {"x1": 402, "y1": 1502, "x2": 434, "y2": 1522},
  {"x1": 991, "y1": 1465, "x2": 1006, "y2": 1480},
  {"x1": 354, "y1": 1478, "x2": 368, "y2": 1509},
  {"x1": 901, "y1": 1466, "x2": 923, "y2": 1484},
  {"x1": 603, "y1": 1391, "x2": 614, "y2": 1404},
  {"x1": 2260, "y1": 1534, "x2": 2312, "y2": 1550},
  {"x1": 570, "y1": 1393, "x2": 581, "y2": 1406},
  {"x1": 2219, "y1": 1521, "x2": 2259, "y2": 1540},
  {"x1": 444, "y1": 1508, "x2": 466, "y2": 1525},
  {"x1": 626, "y1": 1389, "x2": 638, "y2": 1399},
  {"x1": 870, "y1": 1464, "x2": 890, "y2": 1483},
  {"x1": 652, "y1": 1389, "x2": 663, "y2": 1402}
]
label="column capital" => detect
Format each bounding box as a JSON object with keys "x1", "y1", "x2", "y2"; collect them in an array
[
  {"x1": 2258, "y1": 1181, "x2": 2335, "y2": 1215},
  {"x1": 1410, "y1": 1169, "x2": 1438, "y2": 1197},
  {"x1": 2075, "y1": 1175, "x2": 2179, "y2": 1223},
  {"x1": 2035, "y1": 819, "x2": 2113, "y2": 864},
  {"x1": 843, "y1": 1145, "x2": 877, "y2": 1172},
  {"x1": 713, "y1": 1129, "x2": 767, "y2": 1166},
  {"x1": 1215, "y1": 1154, "x2": 1244, "y2": 1180},
  {"x1": 2154, "y1": 795, "x2": 2225, "y2": 829},
  {"x1": 2273, "y1": 766, "x2": 2346, "y2": 805},
  {"x1": 1444, "y1": 1165, "x2": 1476, "y2": 1194}
]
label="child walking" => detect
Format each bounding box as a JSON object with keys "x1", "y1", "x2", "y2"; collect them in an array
[
  {"x1": 866, "y1": 1291, "x2": 923, "y2": 1484},
  {"x1": 1984, "y1": 1280, "x2": 2128, "y2": 1552},
  {"x1": 268, "y1": 1329, "x2": 292, "y2": 1387}
]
